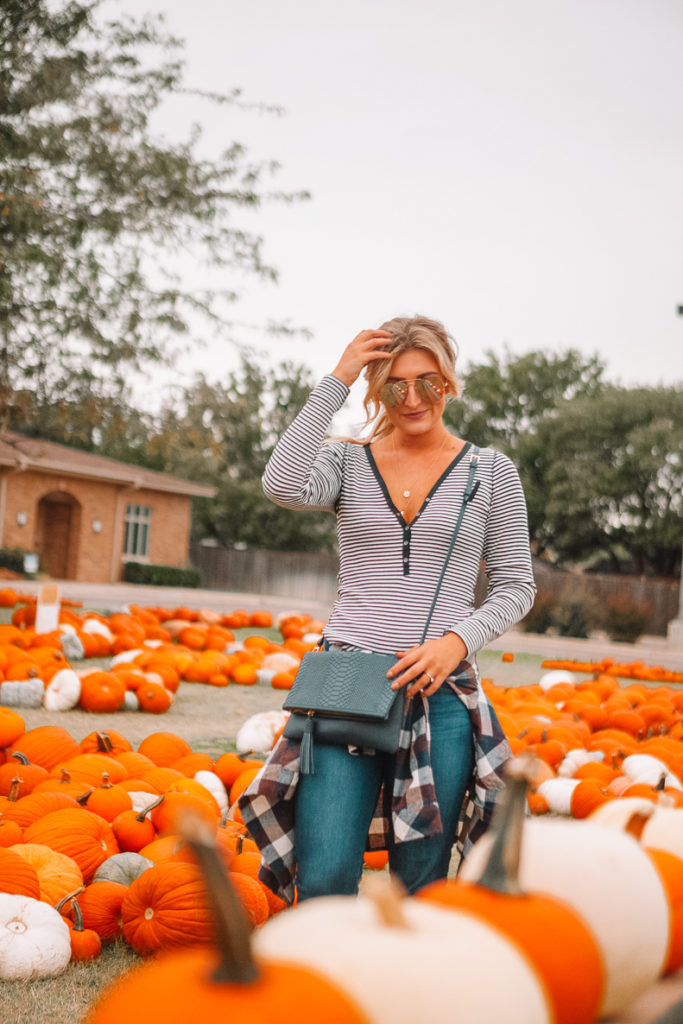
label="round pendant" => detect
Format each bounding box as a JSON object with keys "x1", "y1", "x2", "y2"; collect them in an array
[{"x1": 402, "y1": 489, "x2": 411, "y2": 498}]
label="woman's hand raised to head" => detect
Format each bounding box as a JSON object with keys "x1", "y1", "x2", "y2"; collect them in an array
[{"x1": 331, "y1": 329, "x2": 393, "y2": 388}]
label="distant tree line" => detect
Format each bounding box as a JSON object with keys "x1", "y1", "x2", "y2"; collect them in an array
[{"x1": 8, "y1": 348, "x2": 682, "y2": 576}]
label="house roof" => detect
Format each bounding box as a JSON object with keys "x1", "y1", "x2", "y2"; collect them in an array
[{"x1": 0, "y1": 431, "x2": 216, "y2": 498}]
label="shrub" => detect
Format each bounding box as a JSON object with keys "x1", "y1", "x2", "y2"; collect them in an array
[
  {"x1": 122, "y1": 562, "x2": 200, "y2": 587},
  {"x1": 520, "y1": 593, "x2": 555, "y2": 634},
  {"x1": 602, "y1": 596, "x2": 651, "y2": 643},
  {"x1": 0, "y1": 547, "x2": 33, "y2": 574},
  {"x1": 552, "y1": 581, "x2": 600, "y2": 638}
]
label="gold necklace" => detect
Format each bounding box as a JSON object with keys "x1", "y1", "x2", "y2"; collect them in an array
[{"x1": 392, "y1": 432, "x2": 450, "y2": 502}]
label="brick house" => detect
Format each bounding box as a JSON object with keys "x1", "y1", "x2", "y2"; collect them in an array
[{"x1": 0, "y1": 432, "x2": 215, "y2": 583}]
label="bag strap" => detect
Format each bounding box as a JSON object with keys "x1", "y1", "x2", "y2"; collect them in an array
[{"x1": 419, "y1": 445, "x2": 480, "y2": 644}]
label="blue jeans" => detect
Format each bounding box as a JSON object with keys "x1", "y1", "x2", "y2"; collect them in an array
[{"x1": 294, "y1": 685, "x2": 475, "y2": 901}]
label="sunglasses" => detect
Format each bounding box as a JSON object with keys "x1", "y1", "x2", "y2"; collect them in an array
[{"x1": 379, "y1": 372, "x2": 447, "y2": 408}]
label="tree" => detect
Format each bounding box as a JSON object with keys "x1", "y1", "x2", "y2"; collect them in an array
[
  {"x1": 445, "y1": 347, "x2": 605, "y2": 451},
  {"x1": 0, "y1": 0, "x2": 306, "y2": 428},
  {"x1": 517, "y1": 387, "x2": 683, "y2": 576},
  {"x1": 147, "y1": 357, "x2": 337, "y2": 552}
]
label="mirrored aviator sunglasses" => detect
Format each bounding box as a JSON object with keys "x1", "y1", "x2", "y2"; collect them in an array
[{"x1": 379, "y1": 373, "x2": 447, "y2": 408}]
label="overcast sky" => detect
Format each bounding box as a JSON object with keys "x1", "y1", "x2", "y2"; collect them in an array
[{"x1": 113, "y1": 0, "x2": 683, "y2": 425}]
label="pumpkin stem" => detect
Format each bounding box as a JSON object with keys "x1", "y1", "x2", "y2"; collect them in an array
[
  {"x1": 77, "y1": 787, "x2": 95, "y2": 806},
  {"x1": 179, "y1": 812, "x2": 259, "y2": 984},
  {"x1": 475, "y1": 757, "x2": 530, "y2": 896},
  {"x1": 655, "y1": 772, "x2": 667, "y2": 792},
  {"x1": 363, "y1": 873, "x2": 410, "y2": 929},
  {"x1": 55, "y1": 886, "x2": 87, "y2": 914},
  {"x1": 7, "y1": 777, "x2": 21, "y2": 802},
  {"x1": 100, "y1": 772, "x2": 113, "y2": 789},
  {"x1": 59, "y1": 768, "x2": 73, "y2": 784},
  {"x1": 96, "y1": 731, "x2": 114, "y2": 753},
  {"x1": 10, "y1": 751, "x2": 30, "y2": 765},
  {"x1": 137, "y1": 794, "x2": 165, "y2": 822}
]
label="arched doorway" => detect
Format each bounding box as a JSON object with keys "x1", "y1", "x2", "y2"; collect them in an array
[{"x1": 35, "y1": 491, "x2": 81, "y2": 579}]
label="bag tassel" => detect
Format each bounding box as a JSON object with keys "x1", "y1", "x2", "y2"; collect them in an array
[{"x1": 299, "y1": 715, "x2": 315, "y2": 775}]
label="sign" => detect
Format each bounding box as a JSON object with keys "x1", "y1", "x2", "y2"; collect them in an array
[{"x1": 35, "y1": 584, "x2": 60, "y2": 635}]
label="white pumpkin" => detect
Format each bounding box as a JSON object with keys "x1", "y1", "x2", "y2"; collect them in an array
[
  {"x1": 110, "y1": 649, "x2": 144, "y2": 666},
  {"x1": 123, "y1": 691, "x2": 139, "y2": 711},
  {"x1": 81, "y1": 617, "x2": 114, "y2": 642},
  {"x1": 621, "y1": 753, "x2": 683, "y2": 791},
  {"x1": 43, "y1": 668, "x2": 81, "y2": 712},
  {"x1": 591, "y1": 800, "x2": 683, "y2": 861},
  {"x1": 538, "y1": 669, "x2": 576, "y2": 691},
  {"x1": 460, "y1": 816, "x2": 670, "y2": 1016},
  {"x1": 536, "y1": 777, "x2": 581, "y2": 814},
  {"x1": 235, "y1": 710, "x2": 290, "y2": 754},
  {"x1": 254, "y1": 885, "x2": 553, "y2": 1024},
  {"x1": 193, "y1": 770, "x2": 228, "y2": 815},
  {"x1": 557, "y1": 749, "x2": 604, "y2": 778},
  {"x1": 58, "y1": 629, "x2": 85, "y2": 661},
  {"x1": 93, "y1": 852, "x2": 154, "y2": 886},
  {"x1": 262, "y1": 652, "x2": 300, "y2": 672},
  {"x1": 0, "y1": 676, "x2": 45, "y2": 708},
  {"x1": 0, "y1": 894, "x2": 72, "y2": 979}
]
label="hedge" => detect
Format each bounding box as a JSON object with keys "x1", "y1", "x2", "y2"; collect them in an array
[{"x1": 122, "y1": 562, "x2": 200, "y2": 588}]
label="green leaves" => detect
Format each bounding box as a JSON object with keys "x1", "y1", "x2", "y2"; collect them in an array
[{"x1": 0, "y1": 0, "x2": 307, "y2": 424}]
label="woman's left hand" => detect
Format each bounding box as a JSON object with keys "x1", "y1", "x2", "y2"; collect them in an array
[{"x1": 387, "y1": 633, "x2": 467, "y2": 697}]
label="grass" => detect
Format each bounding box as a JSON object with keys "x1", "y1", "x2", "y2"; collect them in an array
[{"x1": 0, "y1": 941, "x2": 141, "y2": 1024}]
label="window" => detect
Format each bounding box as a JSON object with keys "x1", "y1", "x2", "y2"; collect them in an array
[{"x1": 123, "y1": 504, "x2": 151, "y2": 558}]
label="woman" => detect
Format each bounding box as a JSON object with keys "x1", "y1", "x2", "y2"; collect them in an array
[{"x1": 239, "y1": 315, "x2": 536, "y2": 904}]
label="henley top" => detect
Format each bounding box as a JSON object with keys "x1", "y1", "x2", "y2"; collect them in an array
[{"x1": 262, "y1": 374, "x2": 536, "y2": 657}]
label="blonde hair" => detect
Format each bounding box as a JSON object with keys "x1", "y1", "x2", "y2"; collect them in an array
[{"x1": 352, "y1": 315, "x2": 463, "y2": 444}]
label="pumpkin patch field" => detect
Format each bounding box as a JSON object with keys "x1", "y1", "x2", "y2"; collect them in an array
[{"x1": 1, "y1": 588, "x2": 682, "y2": 1023}]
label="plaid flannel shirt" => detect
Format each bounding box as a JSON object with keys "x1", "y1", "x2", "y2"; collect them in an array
[{"x1": 238, "y1": 658, "x2": 511, "y2": 905}]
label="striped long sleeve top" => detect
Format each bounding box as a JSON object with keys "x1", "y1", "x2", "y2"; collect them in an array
[{"x1": 262, "y1": 375, "x2": 536, "y2": 659}]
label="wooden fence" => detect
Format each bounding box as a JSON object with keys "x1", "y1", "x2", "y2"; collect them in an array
[{"x1": 189, "y1": 544, "x2": 680, "y2": 636}]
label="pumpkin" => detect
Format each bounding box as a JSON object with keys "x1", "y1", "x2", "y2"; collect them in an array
[
  {"x1": 0, "y1": 894, "x2": 72, "y2": 978},
  {"x1": 0, "y1": 751, "x2": 49, "y2": 797},
  {"x1": 0, "y1": 706, "x2": 25, "y2": 748},
  {"x1": 417, "y1": 759, "x2": 604, "y2": 1024},
  {"x1": 94, "y1": 852, "x2": 155, "y2": 887},
  {"x1": 80, "y1": 730, "x2": 133, "y2": 757},
  {"x1": 2, "y1": 788, "x2": 78, "y2": 828},
  {"x1": 460, "y1": 811, "x2": 670, "y2": 1016},
  {"x1": 121, "y1": 860, "x2": 214, "y2": 955},
  {"x1": 138, "y1": 732, "x2": 192, "y2": 767},
  {"x1": 24, "y1": 807, "x2": 119, "y2": 882},
  {"x1": 84, "y1": 773, "x2": 133, "y2": 822},
  {"x1": 136, "y1": 681, "x2": 172, "y2": 714},
  {"x1": 43, "y1": 667, "x2": 81, "y2": 711},
  {"x1": 235, "y1": 710, "x2": 290, "y2": 755},
  {"x1": 0, "y1": 676, "x2": 45, "y2": 708},
  {"x1": 85, "y1": 885, "x2": 367, "y2": 1024},
  {"x1": 79, "y1": 671, "x2": 126, "y2": 712},
  {"x1": 0, "y1": 846, "x2": 41, "y2": 898},
  {"x1": 56, "y1": 890, "x2": 102, "y2": 961},
  {"x1": 75, "y1": 880, "x2": 128, "y2": 943},
  {"x1": 112, "y1": 797, "x2": 163, "y2": 852},
  {"x1": 11, "y1": 843, "x2": 83, "y2": 904},
  {"x1": 8, "y1": 725, "x2": 80, "y2": 770},
  {"x1": 0, "y1": 811, "x2": 23, "y2": 847},
  {"x1": 53, "y1": 752, "x2": 127, "y2": 786},
  {"x1": 193, "y1": 770, "x2": 228, "y2": 815},
  {"x1": 256, "y1": 874, "x2": 554, "y2": 1024}
]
